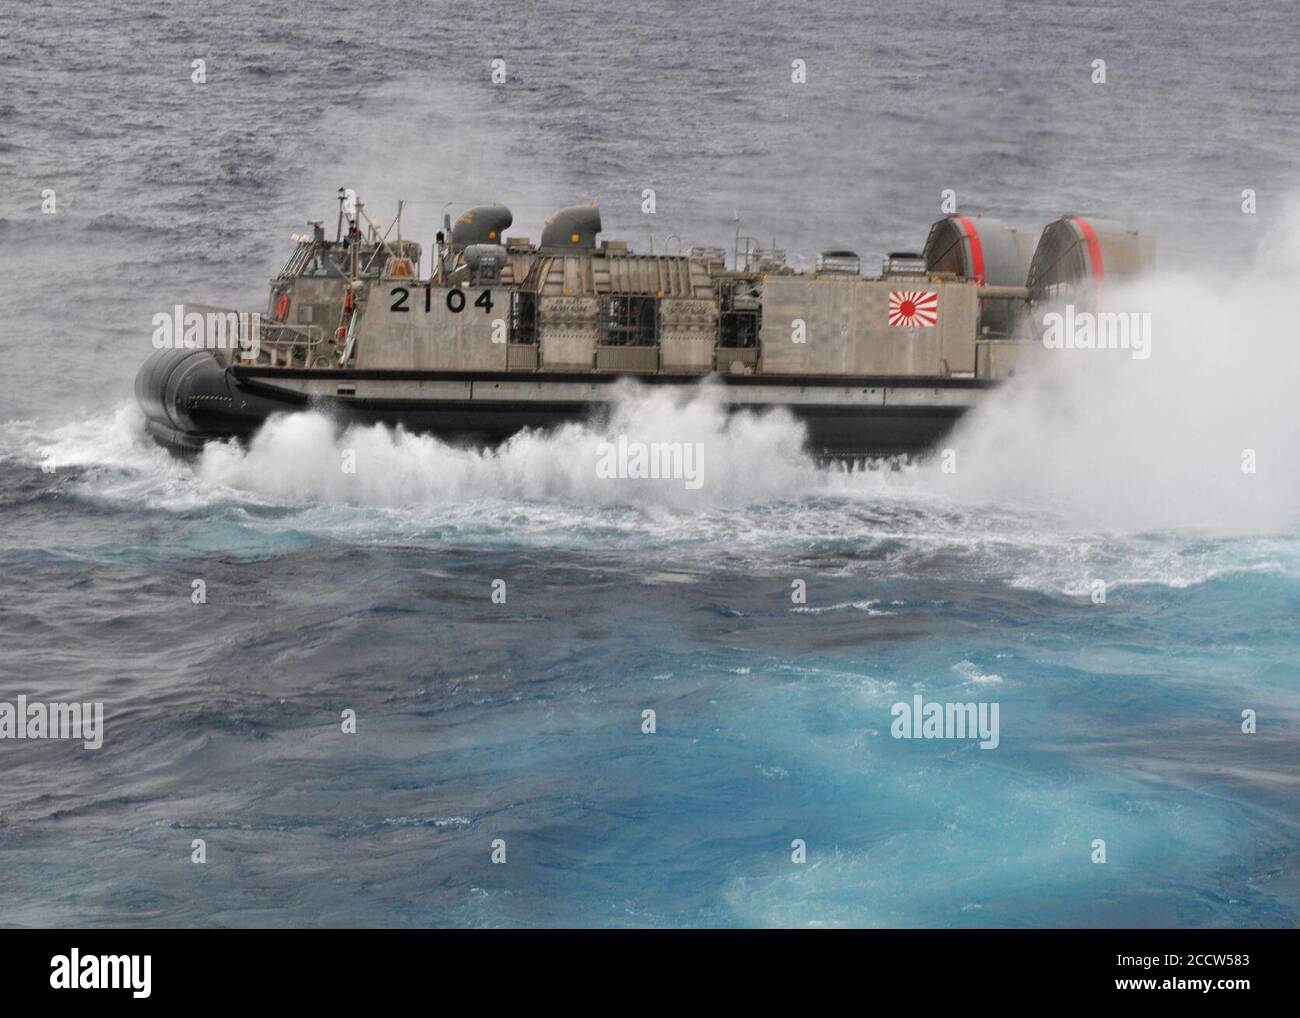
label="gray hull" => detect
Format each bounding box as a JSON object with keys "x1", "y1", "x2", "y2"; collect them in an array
[{"x1": 135, "y1": 348, "x2": 987, "y2": 457}]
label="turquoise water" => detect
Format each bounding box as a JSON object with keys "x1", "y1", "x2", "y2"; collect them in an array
[{"x1": 0, "y1": 403, "x2": 1296, "y2": 927}]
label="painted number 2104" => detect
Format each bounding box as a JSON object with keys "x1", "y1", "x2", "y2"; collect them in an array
[{"x1": 389, "y1": 286, "x2": 493, "y2": 314}]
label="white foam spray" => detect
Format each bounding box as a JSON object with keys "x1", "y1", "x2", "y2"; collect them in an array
[
  {"x1": 938, "y1": 200, "x2": 1300, "y2": 535},
  {"x1": 195, "y1": 381, "x2": 821, "y2": 509}
]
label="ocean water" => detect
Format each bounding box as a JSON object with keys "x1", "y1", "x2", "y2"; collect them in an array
[{"x1": 1, "y1": 0, "x2": 1298, "y2": 927}]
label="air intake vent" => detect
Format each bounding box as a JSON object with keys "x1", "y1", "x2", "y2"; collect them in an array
[
  {"x1": 540, "y1": 206, "x2": 601, "y2": 252},
  {"x1": 882, "y1": 251, "x2": 927, "y2": 277},
  {"x1": 816, "y1": 250, "x2": 860, "y2": 276},
  {"x1": 451, "y1": 206, "x2": 513, "y2": 251}
]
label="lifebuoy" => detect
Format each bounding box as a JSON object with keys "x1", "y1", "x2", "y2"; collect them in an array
[
  {"x1": 343, "y1": 290, "x2": 355, "y2": 312},
  {"x1": 276, "y1": 293, "x2": 290, "y2": 320}
]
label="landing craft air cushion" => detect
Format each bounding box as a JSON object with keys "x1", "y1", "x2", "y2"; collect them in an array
[{"x1": 135, "y1": 192, "x2": 1153, "y2": 456}]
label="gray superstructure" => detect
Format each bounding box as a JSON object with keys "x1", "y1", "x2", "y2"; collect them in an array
[{"x1": 135, "y1": 194, "x2": 1153, "y2": 455}]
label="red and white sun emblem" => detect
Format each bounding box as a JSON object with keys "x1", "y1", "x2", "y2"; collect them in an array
[{"x1": 888, "y1": 290, "x2": 938, "y2": 328}]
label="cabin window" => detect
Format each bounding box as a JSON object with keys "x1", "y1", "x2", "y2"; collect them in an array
[
  {"x1": 363, "y1": 251, "x2": 387, "y2": 277},
  {"x1": 719, "y1": 280, "x2": 761, "y2": 348},
  {"x1": 303, "y1": 250, "x2": 345, "y2": 278},
  {"x1": 719, "y1": 310, "x2": 760, "y2": 348},
  {"x1": 604, "y1": 296, "x2": 657, "y2": 346},
  {"x1": 510, "y1": 291, "x2": 538, "y2": 345}
]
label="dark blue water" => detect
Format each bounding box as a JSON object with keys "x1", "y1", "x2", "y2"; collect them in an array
[{"x1": 1, "y1": 0, "x2": 1298, "y2": 927}]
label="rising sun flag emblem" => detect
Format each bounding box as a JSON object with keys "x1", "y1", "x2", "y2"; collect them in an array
[{"x1": 888, "y1": 290, "x2": 938, "y2": 328}]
